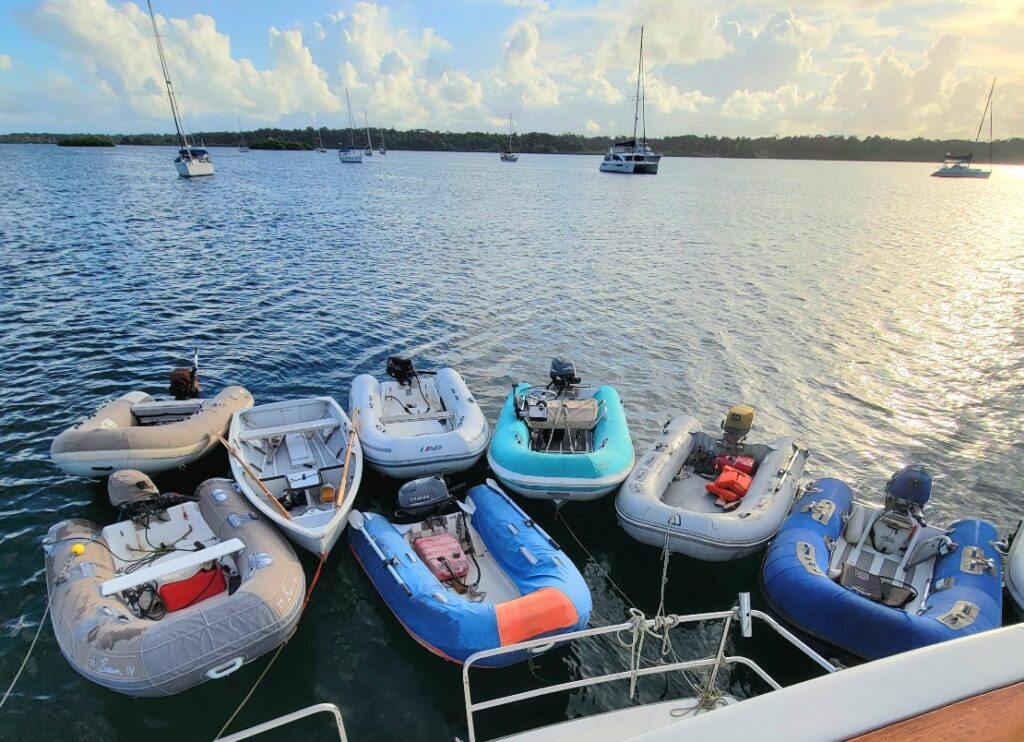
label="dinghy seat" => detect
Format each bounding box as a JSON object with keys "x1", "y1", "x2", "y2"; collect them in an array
[
  {"x1": 524, "y1": 399, "x2": 599, "y2": 431},
  {"x1": 838, "y1": 563, "x2": 917, "y2": 608},
  {"x1": 284, "y1": 433, "x2": 315, "y2": 468}
]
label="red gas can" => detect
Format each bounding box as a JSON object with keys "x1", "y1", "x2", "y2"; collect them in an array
[
  {"x1": 713, "y1": 452, "x2": 758, "y2": 476},
  {"x1": 413, "y1": 533, "x2": 469, "y2": 582}
]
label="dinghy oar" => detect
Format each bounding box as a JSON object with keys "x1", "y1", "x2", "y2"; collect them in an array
[
  {"x1": 335, "y1": 411, "x2": 358, "y2": 510},
  {"x1": 214, "y1": 432, "x2": 292, "y2": 521}
]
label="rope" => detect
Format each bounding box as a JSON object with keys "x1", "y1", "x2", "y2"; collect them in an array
[
  {"x1": 215, "y1": 552, "x2": 328, "y2": 740},
  {"x1": 554, "y1": 509, "x2": 640, "y2": 613},
  {"x1": 0, "y1": 600, "x2": 50, "y2": 712}
]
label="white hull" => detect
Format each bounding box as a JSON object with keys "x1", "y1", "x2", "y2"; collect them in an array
[
  {"x1": 501, "y1": 154, "x2": 518, "y2": 162},
  {"x1": 1006, "y1": 529, "x2": 1024, "y2": 620},
  {"x1": 599, "y1": 156, "x2": 660, "y2": 174},
  {"x1": 931, "y1": 167, "x2": 991, "y2": 178},
  {"x1": 350, "y1": 367, "x2": 489, "y2": 479},
  {"x1": 228, "y1": 397, "x2": 362, "y2": 557},
  {"x1": 176, "y1": 159, "x2": 215, "y2": 177},
  {"x1": 339, "y1": 150, "x2": 363, "y2": 164}
]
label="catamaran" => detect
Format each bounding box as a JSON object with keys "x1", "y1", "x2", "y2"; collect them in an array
[
  {"x1": 237, "y1": 119, "x2": 249, "y2": 153},
  {"x1": 500, "y1": 114, "x2": 519, "y2": 162},
  {"x1": 932, "y1": 79, "x2": 995, "y2": 179},
  {"x1": 338, "y1": 89, "x2": 363, "y2": 164},
  {"x1": 363, "y1": 113, "x2": 374, "y2": 157},
  {"x1": 146, "y1": 0, "x2": 213, "y2": 177},
  {"x1": 600, "y1": 26, "x2": 660, "y2": 174},
  {"x1": 379, "y1": 128, "x2": 387, "y2": 155}
]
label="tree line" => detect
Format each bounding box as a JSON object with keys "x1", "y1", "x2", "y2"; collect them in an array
[{"x1": 3, "y1": 127, "x2": 1023, "y2": 163}]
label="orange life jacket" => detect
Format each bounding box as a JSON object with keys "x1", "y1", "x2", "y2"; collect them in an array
[{"x1": 705, "y1": 465, "x2": 752, "y2": 504}]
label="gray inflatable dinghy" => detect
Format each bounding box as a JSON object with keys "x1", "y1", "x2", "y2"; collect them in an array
[
  {"x1": 43, "y1": 473, "x2": 305, "y2": 696},
  {"x1": 615, "y1": 407, "x2": 808, "y2": 561},
  {"x1": 51, "y1": 385, "x2": 253, "y2": 477}
]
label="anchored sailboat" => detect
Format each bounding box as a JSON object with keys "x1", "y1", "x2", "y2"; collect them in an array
[
  {"x1": 500, "y1": 114, "x2": 519, "y2": 162},
  {"x1": 147, "y1": 0, "x2": 213, "y2": 177},
  {"x1": 379, "y1": 128, "x2": 387, "y2": 155},
  {"x1": 363, "y1": 112, "x2": 374, "y2": 157},
  {"x1": 600, "y1": 26, "x2": 660, "y2": 174},
  {"x1": 338, "y1": 89, "x2": 363, "y2": 164},
  {"x1": 315, "y1": 126, "x2": 327, "y2": 153},
  {"x1": 932, "y1": 79, "x2": 995, "y2": 179},
  {"x1": 237, "y1": 119, "x2": 249, "y2": 153}
]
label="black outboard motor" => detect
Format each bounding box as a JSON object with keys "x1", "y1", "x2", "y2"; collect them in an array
[
  {"x1": 397, "y1": 475, "x2": 453, "y2": 516},
  {"x1": 387, "y1": 355, "x2": 417, "y2": 387},
  {"x1": 549, "y1": 357, "x2": 581, "y2": 389}
]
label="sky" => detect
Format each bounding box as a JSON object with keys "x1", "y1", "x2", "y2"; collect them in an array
[{"x1": 0, "y1": 0, "x2": 1022, "y2": 138}]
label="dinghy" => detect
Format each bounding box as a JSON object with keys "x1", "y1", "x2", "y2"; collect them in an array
[
  {"x1": 1003, "y1": 522, "x2": 1024, "y2": 620},
  {"x1": 763, "y1": 466, "x2": 1003, "y2": 660},
  {"x1": 50, "y1": 361, "x2": 253, "y2": 477},
  {"x1": 43, "y1": 473, "x2": 304, "y2": 696},
  {"x1": 227, "y1": 397, "x2": 362, "y2": 557},
  {"x1": 487, "y1": 359, "x2": 634, "y2": 502},
  {"x1": 350, "y1": 356, "x2": 489, "y2": 478},
  {"x1": 615, "y1": 407, "x2": 808, "y2": 561},
  {"x1": 348, "y1": 477, "x2": 592, "y2": 666}
]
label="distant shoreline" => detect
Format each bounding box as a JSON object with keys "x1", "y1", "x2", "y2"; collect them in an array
[{"x1": 3, "y1": 129, "x2": 1022, "y2": 164}]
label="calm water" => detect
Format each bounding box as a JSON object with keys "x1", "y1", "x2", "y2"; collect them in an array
[{"x1": 1, "y1": 144, "x2": 1023, "y2": 740}]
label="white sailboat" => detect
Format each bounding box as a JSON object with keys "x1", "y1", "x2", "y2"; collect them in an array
[
  {"x1": 932, "y1": 79, "x2": 995, "y2": 179},
  {"x1": 379, "y1": 128, "x2": 387, "y2": 155},
  {"x1": 500, "y1": 113, "x2": 519, "y2": 162},
  {"x1": 146, "y1": 0, "x2": 213, "y2": 178},
  {"x1": 600, "y1": 26, "x2": 661, "y2": 175},
  {"x1": 237, "y1": 119, "x2": 249, "y2": 153},
  {"x1": 363, "y1": 112, "x2": 374, "y2": 156},
  {"x1": 338, "y1": 89, "x2": 363, "y2": 164},
  {"x1": 315, "y1": 126, "x2": 327, "y2": 153}
]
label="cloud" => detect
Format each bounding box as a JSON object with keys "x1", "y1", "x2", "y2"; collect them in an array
[
  {"x1": 585, "y1": 119, "x2": 600, "y2": 133},
  {"x1": 0, "y1": 54, "x2": 11, "y2": 71},
  {"x1": 496, "y1": 21, "x2": 559, "y2": 107}
]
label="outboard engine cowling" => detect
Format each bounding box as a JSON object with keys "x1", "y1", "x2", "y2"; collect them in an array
[
  {"x1": 886, "y1": 465, "x2": 932, "y2": 508},
  {"x1": 387, "y1": 355, "x2": 417, "y2": 386},
  {"x1": 108, "y1": 469, "x2": 160, "y2": 508},
  {"x1": 549, "y1": 357, "x2": 580, "y2": 388},
  {"x1": 398, "y1": 475, "x2": 453, "y2": 516}
]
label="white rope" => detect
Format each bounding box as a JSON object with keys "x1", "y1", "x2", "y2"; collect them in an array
[{"x1": 0, "y1": 601, "x2": 50, "y2": 711}]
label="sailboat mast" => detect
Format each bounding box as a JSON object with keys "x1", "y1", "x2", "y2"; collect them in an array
[
  {"x1": 989, "y1": 80, "x2": 994, "y2": 168},
  {"x1": 147, "y1": 0, "x2": 188, "y2": 152},
  {"x1": 973, "y1": 78, "x2": 995, "y2": 146},
  {"x1": 238, "y1": 118, "x2": 246, "y2": 147},
  {"x1": 364, "y1": 112, "x2": 372, "y2": 148},
  {"x1": 509, "y1": 113, "x2": 514, "y2": 152},
  {"x1": 632, "y1": 26, "x2": 643, "y2": 144},
  {"x1": 345, "y1": 89, "x2": 355, "y2": 148}
]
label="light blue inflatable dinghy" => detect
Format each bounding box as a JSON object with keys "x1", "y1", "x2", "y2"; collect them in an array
[
  {"x1": 763, "y1": 466, "x2": 1002, "y2": 660},
  {"x1": 487, "y1": 359, "x2": 634, "y2": 502}
]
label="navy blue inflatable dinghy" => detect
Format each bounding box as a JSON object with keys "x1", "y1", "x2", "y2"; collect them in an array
[{"x1": 763, "y1": 467, "x2": 1002, "y2": 660}]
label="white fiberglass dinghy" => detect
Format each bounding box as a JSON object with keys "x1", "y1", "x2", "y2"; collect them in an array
[
  {"x1": 616, "y1": 407, "x2": 808, "y2": 561},
  {"x1": 227, "y1": 397, "x2": 362, "y2": 557},
  {"x1": 350, "y1": 356, "x2": 489, "y2": 478},
  {"x1": 50, "y1": 359, "x2": 253, "y2": 477},
  {"x1": 43, "y1": 472, "x2": 304, "y2": 696}
]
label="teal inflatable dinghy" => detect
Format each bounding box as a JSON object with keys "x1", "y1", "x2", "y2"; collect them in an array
[{"x1": 487, "y1": 359, "x2": 634, "y2": 502}]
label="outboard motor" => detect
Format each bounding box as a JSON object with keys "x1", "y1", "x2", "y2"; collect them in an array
[
  {"x1": 721, "y1": 404, "x2": 754, "y2": 446},
  {"x1": 397, "y1": 475, "x2": 453, "y2": 516},
  {"x1": 549, "y1": 357, "x2": 581, "y2": 390},
  {"x1": 387, "y1": 355, "x2": 417, "y2": 387},
  {"x1": 169, "y1": 367, "x2": 200, "y2": 400},
  {"x1": 108, "y1": 469, "x2": 160, "y2": 508},
  {"x1": 871, "y1": 465, "x2": 932, "y2": 554}
]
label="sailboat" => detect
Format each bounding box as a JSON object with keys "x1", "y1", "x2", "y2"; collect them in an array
[
  {"x1": 363, "y1": 113, "x2": 374, "y2": 157},
  {"x1": 315, "y1": 126, "x2": 327, "y2": 153},
  {"x1": 237, "y1": 119, "x2": 249, "y2": 153},
  {"x1": 338, "y1": 89, "x2": 363, "y2": 164},
  {"x1": 379, "y1": 128, "x2": 387, "y2": 155},
  {"x1": 500, "y1": 114, "x2": 518, "y2": 162},
  {"x1": 146, "y1": 0, "x2": 213, "y2": 177},
  {"x1": 600, "y1": 26, "x2": 660, "y2": 174},
  {"x1": 932, "y1": 79, "x2": 995, "y2": 179}
]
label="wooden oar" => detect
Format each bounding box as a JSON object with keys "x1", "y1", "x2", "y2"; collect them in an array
[
  {"x1": 335, "y1": 411, "x2": 359, "y2": 510},
  {"x1": 214, "y1": 431, "x2": 292, "y2": 521}
]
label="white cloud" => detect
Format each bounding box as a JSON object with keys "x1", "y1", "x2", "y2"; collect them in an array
[
  {"x1": 585, "y1": 119, "x2": 600, "y2": 133},
  {"x1": 0, "y1": 54, "x2": 11, "y2": 71},
  {"x1": 496, "y1": 21, "x2": 559, "y2": 107}
]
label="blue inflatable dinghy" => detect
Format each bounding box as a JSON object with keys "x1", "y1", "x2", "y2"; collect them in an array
[
  {"x1": 763, "y1": 467, "x2": 1002, "y2": 660},
  {"x1": 348, "y1": 478, "x2": 592, "y2": 666},
  {"x1": 487, "y1": 358, "x2": 634, "y2": 502}
]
